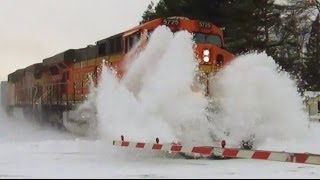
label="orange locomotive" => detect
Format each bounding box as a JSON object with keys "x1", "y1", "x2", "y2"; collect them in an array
[{"x1": 1, "y1": 17, "x2": 234, "y2": 130}]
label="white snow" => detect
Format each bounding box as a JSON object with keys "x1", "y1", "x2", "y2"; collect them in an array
[
  {"x1": 0, "y1": 118, "x2": 319, "y2": 179},
  {"x1": 304, "y1": 91, "x2": 320, "y2": 98},
  {"x1": 1, "y1": 27, "x2": 320, "y2": 178},
  {"x1": 274, "y1": 0, "x2": 288, "y2": 5},
  {"x1": 209, "y1": 52, "x2": 309, "y2": 148},
  {"x1": 97, "y1": 28, "x2": 211, "y2": 145},
  {"x1": 1, "y1": 108, "x2": 320, "y2": 179}
]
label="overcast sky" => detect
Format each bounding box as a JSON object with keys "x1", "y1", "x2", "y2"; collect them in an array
[{"x1": 0, "y1": 0, "x2": 153, "y2": 81}]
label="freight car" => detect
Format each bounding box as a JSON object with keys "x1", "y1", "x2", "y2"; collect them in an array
[{"x1": 1, "y1": 17, "x2": 234, "y2": 134}]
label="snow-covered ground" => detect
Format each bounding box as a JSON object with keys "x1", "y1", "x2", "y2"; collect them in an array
[
  {"x1": 0, "y1": 108, "x2": 320, "y2": 179},
  {"x1": 2, "y1": 96, "x2": 320, "y2": 179}
]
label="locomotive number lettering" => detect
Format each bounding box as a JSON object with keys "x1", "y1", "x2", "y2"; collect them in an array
[
  {"x1": 163, "y1": 18, "x2": 180, "y2": 26},
  {"x1": 199, "y1": 21, "x2": 212, "y2": 29}
]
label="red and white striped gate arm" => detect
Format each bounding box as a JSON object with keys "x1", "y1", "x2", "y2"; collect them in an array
[
  {"x1": 113, "y1": 136, "x2": 320, "y2": 165},
  {"x1": 212, "y1": 147, "x2": 320, "y2": 165}
]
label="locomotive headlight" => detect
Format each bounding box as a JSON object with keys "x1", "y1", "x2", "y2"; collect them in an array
[
  {"x1": 203, "y1": 49, "x2": 210, "y2": 56},
  {"x1": 203, "y1": 49, "x2": 210, "y2": 62},
  {"x1": 203, "y1": 56, "x2": 210, "y2": 62}
]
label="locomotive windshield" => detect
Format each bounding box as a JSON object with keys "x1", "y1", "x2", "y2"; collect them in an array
[{"x1": 193, "y1": 33, "x2": 222, "y2": 47}]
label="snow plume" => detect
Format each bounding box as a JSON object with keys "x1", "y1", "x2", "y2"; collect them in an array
[
  {"x1": 122, "y1": 26, "x2": 174, "y2": 95},
  {"x1": 64, "y1": 76, "x2": 98, "y2": 136},
  {"x1": 96, "y1": 28, "x2": 308, "y2": 148},
  {"x1": 97, "y1": 28, "x2": 212, "y2": 145},
  {"x1": 208, "y1": 52, "x2": 309, "y2": 147},
  {"x1": 73, "y1": 77, "x2": 98, "y2": 113}
]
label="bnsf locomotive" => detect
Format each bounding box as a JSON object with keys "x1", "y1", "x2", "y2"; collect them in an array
[{"x1": 0, "y1": 17, "x2": 234, "y2": 134}]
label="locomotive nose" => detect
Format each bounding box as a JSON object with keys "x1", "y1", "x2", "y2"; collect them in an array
[
  {"x1": 195, "y1": 44, "x2": 214, "y2": 64},
  {"x1": 196, "y1": 44, "x2": 225, "y2": 67}
]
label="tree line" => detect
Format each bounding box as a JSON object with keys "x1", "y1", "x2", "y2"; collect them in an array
[{"x1": 141, "y1": 0, "x2": 320, "y2": 92}]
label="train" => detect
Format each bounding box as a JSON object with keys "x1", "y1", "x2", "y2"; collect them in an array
[{"x1": 0, "y1": 16, "x2": 234, "y2": 135}]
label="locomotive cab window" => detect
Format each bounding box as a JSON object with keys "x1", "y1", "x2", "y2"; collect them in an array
[
  {"x1": 193, "y1": 33, "x2": 222, "y2": 47},
  {"x1": 109, "y1": 39, "x2": 115, "y2": 54},
  {"x1": 114, "y1": 36, "x2": 122, "y2": 53},
  {"x1": 98, "y1": 43, "x2": 106, "y2": 56},
  {"x1": 58, "y1": 63, "x2": 67, "y2": 69},
  {"x1": 49, "y1": 66, "x2": 59, "y2": 75},
  {"x1": 125, "y1": 33, "x2": 140, "y2": 52}
]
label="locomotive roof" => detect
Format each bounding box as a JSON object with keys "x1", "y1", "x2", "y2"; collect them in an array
[
  {"x1": 96, "y1": 32, "x2": 123, "y2": 45},
  {"x1": 25, "y1": 63, "x2": 43, "y2": 73},
  {"x1": 43, "y1": 49, "x2": 77, "y2": 66},
  {"x1": 43, "y1": 45, "x2": 97, "y2": 66},
  {"x1": 8, "y1": 68, "x2": 25, "y2": 82}
]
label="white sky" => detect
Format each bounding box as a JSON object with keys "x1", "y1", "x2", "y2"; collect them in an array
[{"x1": 0, "y1": 0, "x2": 153, "y2": 81}]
